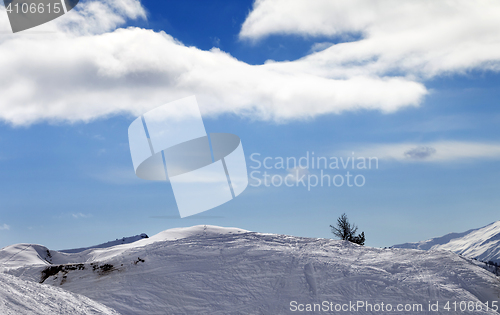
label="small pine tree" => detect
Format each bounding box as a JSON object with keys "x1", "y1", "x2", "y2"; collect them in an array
[
  {"x1": 330, "y1": 213, "x2": 365, "y2": 246},
  {"x1": 330, "y1": 213, "x2": 357, "y2": 240}
]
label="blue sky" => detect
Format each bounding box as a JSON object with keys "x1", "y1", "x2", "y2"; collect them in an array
[{"x1": 0, "y1": 0, "x2": 499, "y2": 249}]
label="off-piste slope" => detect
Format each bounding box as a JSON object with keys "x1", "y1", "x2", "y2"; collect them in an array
[
  {"x1": 0, "y1": 272, "x2": 120, "y2": 315},
  {"x1": 393, "y1": 221, "x2": 500, "y2": 263},
  {"x1": 1, "y1": 225, "x2": 500, "y2": 314}
]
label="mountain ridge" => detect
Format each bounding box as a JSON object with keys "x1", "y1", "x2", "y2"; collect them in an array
[{"x1": 392, "y1": 220, "x2": 500, "y2": 263}]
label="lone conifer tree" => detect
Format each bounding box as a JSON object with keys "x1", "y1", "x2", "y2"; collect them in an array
[{"x1": 330, "y1": 213, "x2": 365, "y2": 246}]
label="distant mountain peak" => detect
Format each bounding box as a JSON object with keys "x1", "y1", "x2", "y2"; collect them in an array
[{"x1": 392, "y1": 220, "x2": 500, "y2": 263}]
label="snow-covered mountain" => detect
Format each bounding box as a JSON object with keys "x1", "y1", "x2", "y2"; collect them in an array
[
  {"x1": 2, "y1": 225, "x2": 500, "y2": 314},
  {"x1": 0, "y1": 272, "x2": 119, "y2": 315},
  {"x1": 393, "y1": 221, "x2": 500, "y2": 263},
  {"x1": 60, "y1": 233, "x2": 149, "y2": 254}
]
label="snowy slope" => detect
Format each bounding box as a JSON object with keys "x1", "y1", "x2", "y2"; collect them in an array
[
  {"x1": 393, "y1": 221, "x2": 500, "y2": 263},
  {"x1": 2, "y1": 225, "x2": 500, "y2": 314},
  {"x1": 0, "y1": 226, "x2": 247, "y2": 268},
  {"x1": 0, "y1": 244, "x2": 53, "y2": 268},
  {"x1": 60, "y1": 233, "x2": 149, "y2": 254},
  {"x1": 0, "y1": 273, "x2": 120, "y2": 315}
]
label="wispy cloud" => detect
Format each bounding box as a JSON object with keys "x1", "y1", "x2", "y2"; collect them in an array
[
  {"x1": 89, "y1": 167, "x2": 147, "y2": 185},
  {"x1": 0, "y1": 224, "x2": 10, "y2": 230},
  {"x1": 343, "y1": 141, "x2": 500, "y2": 163},
  {"x1": 286, "y1": 167, "x2": 310, "y2": 183},
  {"x1": 54, "y1": 213, "x2": 92, "y2": 220},
  {"x1": 71, "y1": 213, "x2": 92, "y2": 219}
]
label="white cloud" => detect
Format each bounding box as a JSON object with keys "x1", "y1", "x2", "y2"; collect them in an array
[
  {"x1": 3, "y1": 0, "x2": 499, "y2": 126},
  {"x1": 240, "y1": 0, "x2": 500, "y2": 79},
  {"x1": 90, "y1": 167, "x2": 154, "y2": 184},
  {"x1": 0, "y1": 224, "x2": 10, "y2": 230},
  {"x1": 72, "y1": 213, "x2": 91, "y2": 219},
  {"x1": 0, "y1": 0, "x2": 427, "y2": 126},
  {"x1": 344, "y1": 141, "x2": 500, "y2": 163},
  {"x1": 286, "y1": 166, "x2": 310, "y2": 183},
  {"x1": 309, "y1": 42, "x2": 334, "y2": 53}
]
